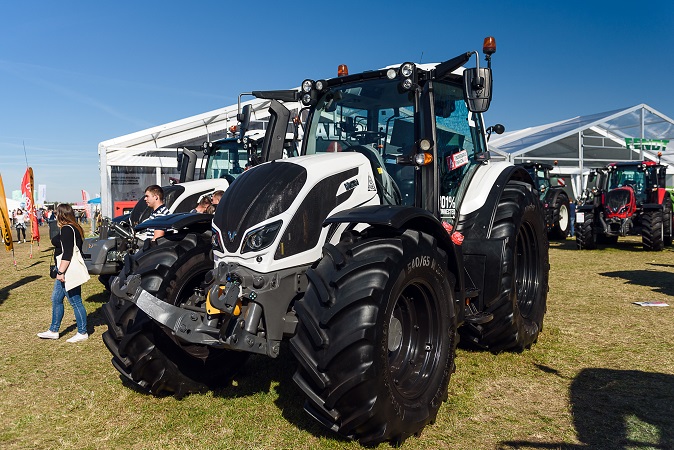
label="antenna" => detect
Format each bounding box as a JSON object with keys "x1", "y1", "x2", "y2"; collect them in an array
[
  {"x1": 23, "y1": 141, "x2": 28, "y2": 166},
  {"x1": 419, "y1": 51, "x2": 424, "y2": 64}
]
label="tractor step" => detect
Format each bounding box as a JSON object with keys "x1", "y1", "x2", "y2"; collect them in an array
[
  {"x1": 463, "y1": 298, "x2": 492, "y2": 324},
  {"x1": 464, "y1": 311, "x2": 493, "y2": 324}
]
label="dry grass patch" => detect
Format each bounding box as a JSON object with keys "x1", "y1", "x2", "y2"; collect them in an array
[{"x1": 1, "y1": 231, "x2": 673, "y2": 449}]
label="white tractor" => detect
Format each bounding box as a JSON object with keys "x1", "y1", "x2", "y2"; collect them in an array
[{"x1": 106, "y1": 37, "x2": 549, "y2": 445}]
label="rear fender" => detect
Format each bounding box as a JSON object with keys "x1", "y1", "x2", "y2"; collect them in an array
[
  {"x1": 643, "y1": 203, "x2": 663, "y2": 211},
  {"x1": 456, "y1": 163, "x2": 535, "y2": 237}
]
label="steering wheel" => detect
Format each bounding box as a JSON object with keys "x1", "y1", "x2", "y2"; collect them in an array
[{"x1": 351, "y1": 130, "x2": 386, "y2": 145}]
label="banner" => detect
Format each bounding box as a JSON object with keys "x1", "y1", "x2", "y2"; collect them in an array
[
  {"x1": 0, "y1": 174, "x2": 14, "y2": 251},
  {"x1": 37, "y1": 184, "x2": 46, "y2": 206},
  {"x1": 21, "y1": 167, "x2": 39, "y2": 243}
]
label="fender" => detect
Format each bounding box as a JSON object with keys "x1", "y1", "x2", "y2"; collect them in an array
[
  {"x1": 135, "y1": 212, "x2": 213, "y2": 234},
  {"x1": 457, "y1": 163, "x2": 534, "y2": 238},
  {"x1": 643, "y1": 203, "x2": 663, "y2": 211},
  {"x1": 324, "y1": 205, "x2": 465, "y2": 305},
  {"x1": 456, "y1": 164, "x2": 536, "y2": 314}
]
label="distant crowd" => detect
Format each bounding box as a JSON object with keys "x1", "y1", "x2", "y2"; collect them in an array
[{"x1": 8, "y1": 207, "x2": 94, "y2": 227}]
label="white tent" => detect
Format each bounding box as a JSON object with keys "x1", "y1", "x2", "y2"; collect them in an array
[
  {"x1": 489, "y1": 104, "x2": 674, "y2": 198},
  {"x1": 5, "y1": 197, "x2": 22, "y2": 210},
  {"x1": 98, "y1": 97, "x2": 299, "y2": 217}
]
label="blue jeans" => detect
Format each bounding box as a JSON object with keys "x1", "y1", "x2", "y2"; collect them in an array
[{"x1": 49, "y1": 280, "x2": 87, "y2": 335}]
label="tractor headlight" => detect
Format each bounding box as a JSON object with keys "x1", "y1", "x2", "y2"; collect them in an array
[
  {"x1": 398, "y1": 62, "x2": 417, "y2": 91},
  {"x1": 315, "y1": 79, "x2": 327, "y2": 92},
  {"x1": 386, "y1": 68, "x2": 397, "y2": 79},
  {"x1": 301, "y1": 79, "x2": 314, "y2": 93},
  {"x1": 241, "y1": 220, "x2": 283, "y2": 254},
  {"x1": 301, "y1": 93, "x2": 313, "y2": 105},
  {"x1": 212, "y1": 227, "x2": 224, "y2": 253},
  {"x1": 400, "y1": 62, "x2": 415, "y2": 78}
]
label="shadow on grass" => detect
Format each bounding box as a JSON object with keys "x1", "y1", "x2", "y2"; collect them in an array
[
  {"x1": 599, "y1": 270, "x2": 674, "y2": 296},
  {"x1": 501, "y1": 368, "x2": 674, "y2": 449},
  {"x1": 59, "y1": 304, "x2": 107, "y2": 337},
  {"x1": 211, "y1": 342, "x2": 345, "y2": 442},
  {"x1": 0, "y1": 275, "x2": 41, "y2": 305}
]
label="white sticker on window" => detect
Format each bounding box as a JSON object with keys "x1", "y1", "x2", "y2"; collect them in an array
[{"x1": 447, "y1": 150, "x2": 469, "y2": 171}]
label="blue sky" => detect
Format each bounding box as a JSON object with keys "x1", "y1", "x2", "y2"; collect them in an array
[{"x1": 1, "y1": 1, "x2": 673, "y2": 203}]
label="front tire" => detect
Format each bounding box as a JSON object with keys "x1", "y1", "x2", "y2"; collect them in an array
[
  {"x1": 102, "y1": 232, "x2": 248, "y2": 397},
  {"x1": 576, "y1": 210, "x2": 597, "y2": 250},
  {"x1": 642, "y1": 210, "x2": 664, "y2": 251},
  {"x1": 291, "y1": 229, "x2": 457, "y2": 446},
  {"x1": 462, "y1": 180, "x2": 548, "y2": 352}
]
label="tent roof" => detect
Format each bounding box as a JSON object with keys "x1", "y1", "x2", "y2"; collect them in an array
[{"x1": 489, "y1": 104, "x2": 674, "y2": 164}]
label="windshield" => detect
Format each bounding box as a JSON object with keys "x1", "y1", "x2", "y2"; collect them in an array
[
  {"x1": 304, "y1": 78, "x2": 416, "y2": 205},
  {"x1": 608, "y1": 167, "x2": 645, "y2": 191},
  {"x1": 204, "y1": 140, "x2": 249, "y2": 181}
]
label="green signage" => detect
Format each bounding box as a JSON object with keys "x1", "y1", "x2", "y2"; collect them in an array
[{"x1": 625, "y1": 138, "x2": 669, "y2": 151}]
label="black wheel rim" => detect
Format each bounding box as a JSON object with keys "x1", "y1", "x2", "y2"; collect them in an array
[
  {"x1": 514, "y1": 221, "x2": 539, "y2": 318},
  {"x1": 387, "y1": 281, "x2": 442, "y2": 400}
]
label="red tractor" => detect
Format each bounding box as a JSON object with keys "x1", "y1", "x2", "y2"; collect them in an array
[{"x1": 576, "y1": 161, "x2": 673, "y2": 250}]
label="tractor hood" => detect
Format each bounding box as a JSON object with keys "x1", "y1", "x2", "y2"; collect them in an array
[
  {"x1": 212, "y1": 153, "x2": 379, "y2": 270},
  {"x1": 605, "y1": 186, "x2": 636, "y2": 219}
]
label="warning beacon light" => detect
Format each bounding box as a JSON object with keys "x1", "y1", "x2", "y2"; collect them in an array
[
  {"x1": 483, "y1": 36, "x2": 496, "y2": 56},
  {"x1": 338, "y1": 64, "x2": 348, "y2": 77}
]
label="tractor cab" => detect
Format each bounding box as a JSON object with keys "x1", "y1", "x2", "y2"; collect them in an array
[
  {"x1": 604, "y1": 162, "x2": 664, "y2": 207},
  {"x1": 297, "y1": 56, "x2": 492, "y2": 224},
  {"x1": 519, "y1": 162, "x2": 553, "y2": 199}
]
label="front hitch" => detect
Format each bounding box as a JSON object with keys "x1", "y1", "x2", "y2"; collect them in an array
[{"x1": 109, "y1": 274, "x2": 221, "y2": 346}]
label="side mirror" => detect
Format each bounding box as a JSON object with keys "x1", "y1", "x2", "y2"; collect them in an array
[
  {"x1": 486, "y1": 123, "x2": 505, "y2": 141},
  {"x1": 463, "y1": 67, "x2": 492, "y2": 113},
  {"x1": 178, "y1": 148, "x2": 198, "y2": 183},
  {"x1": 238, "y1": 104, "x2": 252, "y2": 140}
]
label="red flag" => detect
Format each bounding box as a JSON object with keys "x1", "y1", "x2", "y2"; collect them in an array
[
  {"x1": 21, "y1": 168, "x2": 39, "y2": 243},
  {"x1": 21, "y1": 168, "x2": 33, "y2": 212}
]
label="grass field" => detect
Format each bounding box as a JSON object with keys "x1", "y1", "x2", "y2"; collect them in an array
[{"x1": 1, "y1": 226, "x2": 673, "y2": 450}]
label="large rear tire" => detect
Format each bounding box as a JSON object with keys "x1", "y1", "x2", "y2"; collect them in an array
[
  {"x1": 548, "y1": 192, "x2": 570, "y2": 240},
  {"x1": 576, "y1": 210, "x2": 597, "y2": 250},
  {"x1": 642, "y1": 210, "x2": 664, "y2": 251},
  {"x1": 462, "y1": 180, "x2": 548, "y2": 353},
  {"x1": 291, "y1": 229, "x2": 457, "y2": 445},
  {"x1": 102, "y1": 232, "x2": 248, "y2": 398}
]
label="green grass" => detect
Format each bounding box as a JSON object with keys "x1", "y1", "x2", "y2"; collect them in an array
[{"x1": 1, "y1": 229, "x2": 673, "y2": 449}]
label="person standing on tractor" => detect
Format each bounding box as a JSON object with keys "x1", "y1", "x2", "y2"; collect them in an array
[{"x1": 142, "y1": 185, "x2": 170, "y2": 240}]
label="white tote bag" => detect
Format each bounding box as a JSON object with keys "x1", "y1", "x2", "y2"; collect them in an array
[{"x1": 56, "y1": 226, "x2": 91, "y2": 291}]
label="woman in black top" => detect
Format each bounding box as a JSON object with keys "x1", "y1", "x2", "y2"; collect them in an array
[{"x1": 37, "y1": 204, "x2": 89, "y2": 342}]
